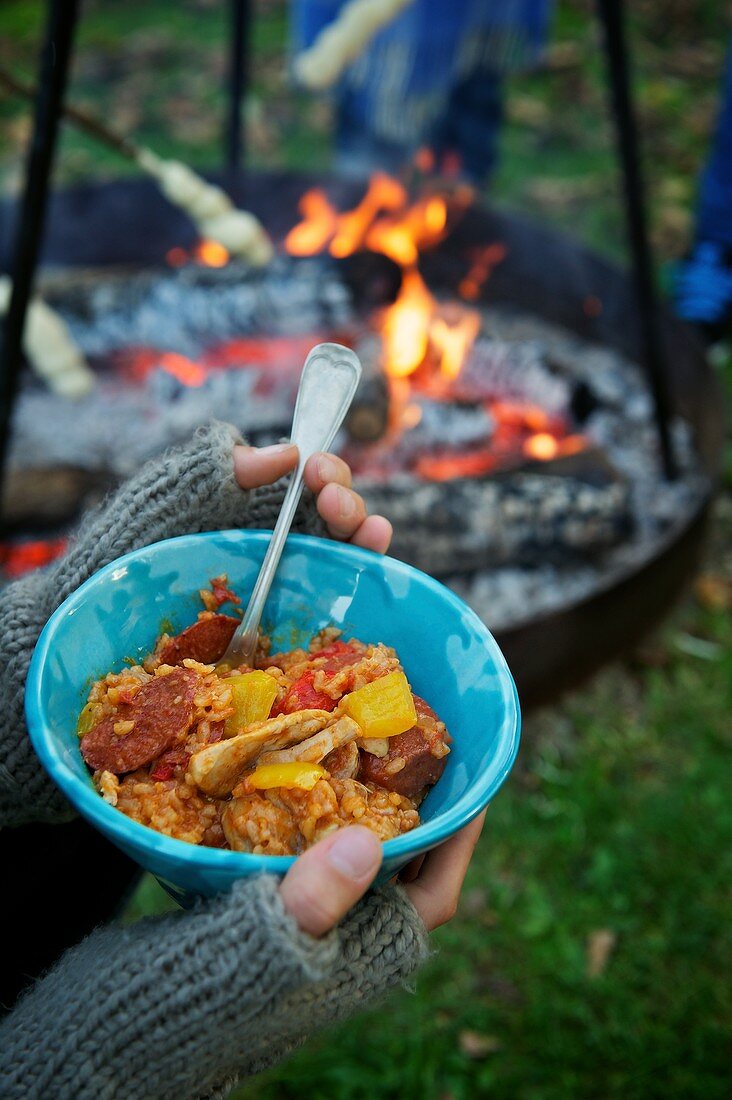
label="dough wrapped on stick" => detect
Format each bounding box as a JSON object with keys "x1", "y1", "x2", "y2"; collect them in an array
[{"x1": 294, "y1": 0, "x2": 415, "y2": 91}]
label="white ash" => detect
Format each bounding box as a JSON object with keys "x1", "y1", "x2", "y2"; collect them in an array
[
  {"x1": 10, "y1": 368, "x2": 292, "y2": 477},
  {"x1": 454, "y1": 336, "x2": 571, "y2": 415},
  {"x1": 392, "y1": 398, "x2": 494, "y2": 459},
  {"x1": 46, "y1": 257, "x2": 353, "y2": 359},
  {"x1": 435, "y1": 310, "x2": 710, "y2": 631}
]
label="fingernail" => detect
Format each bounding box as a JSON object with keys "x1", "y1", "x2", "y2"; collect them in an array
[
  {"x1": 316, "y1": 454, "x2": 337, "y2": 483},
  {"x1": 258, "y1": 442, "x2": 296, "y2": 455},
  {"x1": 327, "y1": 828, "x2": 381, "y2": 879},
  {"x1": 336, "y1": 485, "x2": 355, "y2": 519}
]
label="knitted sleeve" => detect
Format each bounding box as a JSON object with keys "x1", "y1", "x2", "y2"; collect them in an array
[
  {"x1": 0, "y1": 875, "x2": 429, "y2": 1100},
  {"x1": 0, "y1": 422, "x2": 326, "y2": 828}
]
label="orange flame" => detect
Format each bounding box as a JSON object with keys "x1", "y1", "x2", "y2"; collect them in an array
[
  {"x1": 283, "y1": 170, "x2": 498, "y2": 392},
  {"x1": 380, "y1": 270, "x2": 480, "y2": 381},
  {"x1": 382, "y1": 268, "x2": 433, "y2": 378},
  {"x1": 330, "y1": 173, "x2": 407, "y2": 258},
  {"x1": 285, "y1": 190, "x2": 338, "y2": 256},
  {"x1": 365, "y1": 195, "x2": 448, "y2": 266},
  {"x1": 430, "y1": 310, "x2": 481, "y2": 381}
]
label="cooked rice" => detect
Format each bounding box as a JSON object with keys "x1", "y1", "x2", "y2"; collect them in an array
[{"x1": 81, "y1": 589, "x2": 449, "y2": 855}]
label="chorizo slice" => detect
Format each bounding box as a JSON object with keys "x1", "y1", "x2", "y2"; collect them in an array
[
  {"x1": 81, "y1": 668, "x2": 199, "y2": 774},
  {"x1": 358, "y1": 727, "x2": 447, "y2": 800},
  {"x1": 157, "y1": 614, "x2": 240, "y2": 666}
]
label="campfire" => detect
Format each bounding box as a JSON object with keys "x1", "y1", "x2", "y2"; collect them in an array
[
  {"x1": 282, "y1": 171, "x2": 588, "y2": 482},
  {"x1": 0, "y1": 163, "x2": 715, "y2": 704}
]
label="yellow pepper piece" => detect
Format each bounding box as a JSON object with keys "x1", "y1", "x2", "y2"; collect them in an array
[
  {"x1": 343, "y1": 670, "x2": 417, "y2": 739},
  {"x1": 245, "y1": 762, "x2": 326, "y2": 791},
  {"x1": 77, "y1": 702, "x2": 96, "y2": 738},
  {"x1": 224, "y1": 671, "x2": 279, "y2": 736}
]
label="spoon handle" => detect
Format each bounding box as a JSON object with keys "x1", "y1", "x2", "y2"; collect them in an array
[{"x1": 223, "y1": 343, "x2": 362, "y2": 667}]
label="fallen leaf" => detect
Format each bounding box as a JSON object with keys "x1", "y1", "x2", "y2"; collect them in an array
[
  {"x1": 586, "y1": 928, "x2": 617, "y2": 978},
  {"x1": 695, "y1": 573, "x2": 732, "y2": 612},
  {"x1": 459, "y1": 1030, "x2": 501, "y2": 1059}
]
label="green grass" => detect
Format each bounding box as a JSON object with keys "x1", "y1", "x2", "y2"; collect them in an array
[
  {"x1": 1, "y1": 1, "x2": 731, "y2": 1095},
  {"x1": 228, "y1": 594, "x2": 731, "y2": 1100}
]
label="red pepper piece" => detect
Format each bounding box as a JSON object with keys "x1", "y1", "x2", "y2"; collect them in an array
[
  {"x1": 211, "y1": 575, "x2": 241, "y2": 607},
  {"x1": 150, "y1": 745, "x2": 190, "y2": 781},
  {"x1": 271, "y1": 671, "x2": 338, "y2": 716},
  {"x1": 315, "y1": 641, "x2": 357, "y2": 661}
]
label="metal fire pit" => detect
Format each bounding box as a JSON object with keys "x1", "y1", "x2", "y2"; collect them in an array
[{"x1": 0, "y1": 171, "x2": 724, "y2": 706}]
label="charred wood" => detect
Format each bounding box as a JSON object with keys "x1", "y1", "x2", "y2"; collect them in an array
[{"x1": 359, "y1": 452, "x2": 632, "y2": 576}]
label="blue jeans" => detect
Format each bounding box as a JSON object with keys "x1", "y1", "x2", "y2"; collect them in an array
[
  {"x1": 336, "y1": 71, "x2": 504, "y2": 182},
  {"x1": 295, "y1": 0, "x2": 549, "y2": 182}
]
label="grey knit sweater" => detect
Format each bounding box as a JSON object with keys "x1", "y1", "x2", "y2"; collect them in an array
[{"x1": 0, "y1": 423, "x2": 429, "y2": 1099}]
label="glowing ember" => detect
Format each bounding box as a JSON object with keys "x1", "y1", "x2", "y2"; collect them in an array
[
  {"x1": 157, "y1": 352, "x2": 207, "y2": 387},
  {"x1": 165, "y1": 246, "x2": 188, "y2": 267},
  {"x1": 523, "y1": 432, "x2": 587, "y2": 462},
  {"x1": 0, "y1": 537, "x2": 68, "y2": 578},
  {"x1": 459, "y1": 243, "x2": 507, "y2": 301},
  {"x1": 414, "y1": 146, "x2": 435, "y2": 173},
  {"x1": 524, "y1": 431, "x2": 560, "y2": 461},
  {"x1": 415, "y1": 451, "x2": 497, "y2": 481},
  {"x1": 165, "y1": 239, "x2": 230, "y2": 268},
  {"x1": 195, "y1": 239, "x2": 229, "y2": 267}
]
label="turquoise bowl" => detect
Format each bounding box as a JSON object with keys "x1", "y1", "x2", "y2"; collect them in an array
[{"x1": 26, "y1": 531, "x2": 520, "y2": 902}]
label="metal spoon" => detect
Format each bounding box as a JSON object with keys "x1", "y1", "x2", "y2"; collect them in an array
[{"x1": 222, "y1": 342, "x2": 362, "y2": 668}]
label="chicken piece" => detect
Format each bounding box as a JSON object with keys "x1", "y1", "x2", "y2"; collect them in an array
[
  {"x1": 322, "y1": 740, "x2": 360, "y2": 780},
  {"x1": 221, "y1": 792, "x2": 299, "y2": 854},
  {"x1": 256, "y1": 716, "x2": 361, "y2": 769},
  {"x1": 277, "y1": 779, "x2": 342, "y2": 844},
  {"x1": 187, "y1": 709, "x2": 331, "y2": 797}
]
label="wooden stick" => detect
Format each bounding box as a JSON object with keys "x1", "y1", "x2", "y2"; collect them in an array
[
  {"x1": 0, "y1": 66, "x2": 273, "y2": 265},
  {"x1": 0, "y1": 67, "x2": 139, "y2": 161}
]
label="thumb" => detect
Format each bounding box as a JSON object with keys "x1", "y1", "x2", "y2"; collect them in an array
[{"x1": 279, "y1": 826, "x2": 383, "y2": 937}]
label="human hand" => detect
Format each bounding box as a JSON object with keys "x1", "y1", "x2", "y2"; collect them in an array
[
  {"x1": 278, "y1": 811, "x2": 486, "y2": 937},
  {"x1": 233, "y1": 442, "x2": 393, "y2": 553},
  {"x1": 401, "y1": 811, "x2": 486, "y2": 930}
]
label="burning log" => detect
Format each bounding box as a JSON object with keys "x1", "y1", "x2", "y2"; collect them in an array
[
  {"x1": 345, "y1": 336, "x2": 390, "y2": 443},
  {"x1": 358, "y1": 448, "x2": 633, "y2": 576},
  {"x1": 1, "y1": 466, "x2": 113, "y2": 530},
  {"x1": 293, "y1": 0, "x2": 416, "y2": 91}
]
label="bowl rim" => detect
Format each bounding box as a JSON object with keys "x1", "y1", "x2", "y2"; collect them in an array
[{"x1": 26, "y1": 530, "x2": 521, "y2": 874}]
